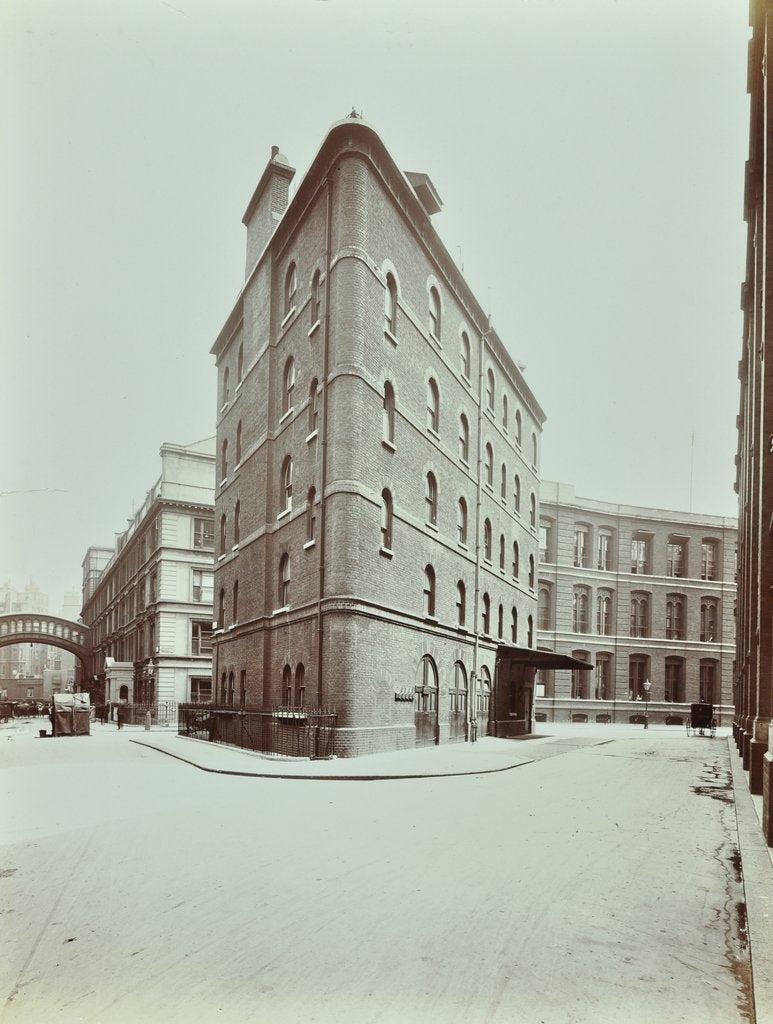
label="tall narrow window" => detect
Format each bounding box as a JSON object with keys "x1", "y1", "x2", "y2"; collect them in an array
[
  {"x1": 385, "y1": 273, "x2": 397, "y2": 336},
  {"x1": 512, "y1": 540, "x2": 520, "y2": 578},
  {"x1": 527, "y1": 614, "x2": 534, "y2": 647},
  {"x1": 572, "y1": 587, "x2": 589, "y2": 632},
  {"x1": 574, "y1": 526, "x2": 588, "y2": 568},
  {"x1": 283, "y1": 664, "x2": 292, "y2": 705},
  {"x1": 429, "y1": 287, "x2": 441, "y2": 340},
  {"x1": 701, "y1": 539, "x2": 718, "y2": 581},
  {"x1": 499, "y1": 534, "x2": 506, "y2": 572},
  {"x1": 700, "y1": 598, "x2": 718, "y2": 642},
  {"x1": 232, "y1": 580, "x2": 239, "y2": 624},
  {"x1": 233, "y1": 501, "x2": 241, "y2": 545},
  {"x1": 483, "y1": 519, "x2": 492, "y2": 561},
  {"x1": 221, "y1": 439, "x2": 228, "y2": 481},
  {"x1": 423, "y1": 565, "x2": 436, "y2": 618},
  {"x1": 460, "y1": 331, "x2": 470, "y2": 378},
  {"x1": 218, "y1": 587, "x2": 225, "y2": 629},
  {"x1": 222, "y1": 366, "x2": 230, "y2": 407},
  {"x1": 531, "y1": 432, "x2": 538, "y2": 467},
  {"x1": 482, "y1": 593, "x2": 491, "y2": 634},
  {"x1": 571, "y1": 652, "x2": 589, "y2": 699},
  {"x1": 295, "y1": 663, "x2": 306, "y2": 707},
  {"x1": 486, "y1": 368, "x2": 495, "y2": 411},
  {"x1": 515, "y1": 408, "x2": 522, "y2": 445},
  {"x1": 666, "y1": 537, "x2": 687, "y2": 578},
  {"x1": 237, "y1": 343, "x2": 244, "y2": 382},
  {"x1": 511, "y1": 606, "x2": 518, "y2": 642},
  {"x1": 699, "y1": 660, "x2": 717, "y2": 703},
  {"x1": 500, "y1": 463, "x2": 507, "y2": 501},
  {"x1": 502, "y1": 394, "x2": 509, "y2": 430},
  {"x1": 308, "y1": 379, "x2": 319, "y2": 435},
  {"x1": 631, "y1": 534, "x2": 650, "y2": 574},
  {"x1": 381, "y1": 489, "x2": 393, "y2": 550},
  {"x1": 514, "y1": 475, "x2": 521, "y2": 514},
  {"x1": 484, "y1": 443, "x2": 494, "y2": 488},
  {"x1": 278, "y1": 554, "x2": 290, "y2": 607},
  {"x1": 459, "y1": 413, "x2": 469, "y2": 462},
  {"x1": 220, "y1": 514, "x2": 227, "y2": 555},
  {"x1": 457, "y1": 498, "x2": 468, "y2": 546},
  {"x1": 427, "y1": 378, "x2": 439, "y2": 433},
  {"x1": 306, "y1": 488, "x2": 316, "y2": 543},
  {"x1": 383, "y1": 382, "x2": 395, "y2": 445},
  {"x1": 596, "y1": 591, "x2": 611, "y2": 635},
  {"x1": 311, "y1": 269, "x2": 321, "y2": 326},
  {"x1": 529, "y1": 492, "x2": 536, "y2": 528},
  {"x1": 665, "y1": 595, "x2": 685, "y2": 640},
  {"x1": 280, "y1": 456, "x2": 293, "y2": 513},
  {"x1": 665, "y1": 658, "x2": 683, "y2": 702},
  {"x1": 597, "y1": 530, "x2": 612, "y2": 571},
  {"x1": 282, "y1": 357, "x2": 295, "y2": 415},
  {"x1": 425, "y1": 472, "x2": 438, "y2": 526},
  {"x1": 497, "y1": 603, "x2": 504, "y2": 639},
  {"x1": 285, "y1": 262, "x2": 297, "y2": 315},
  {"x1": 456, "y1": 581, "x2": 466, "y2": 626},
  {"x1": 538, "y1": 586, "x2": 551, "y2": 629},
  {"x1": 235, "y1": 421, "x2": 242, "y2": 464},
  {"x1": 630, "y1": 593, "x2": 649, "y2": 637},
  {"x1": 528, "y1": 555, "x2": 535, "y2": 589},
  {"x1": 595, "y1": 655, "x2": 611, "y2": 700}
]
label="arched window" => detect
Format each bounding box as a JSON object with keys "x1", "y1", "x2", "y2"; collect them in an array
[
  {"x1": 497, "y1": 603, "x2": 504, "y2": 639},
  {"x1": 232, "y1": 580, "x2": 239, "y2": 624},
  {"x1": 416, "y1": 655, "x2": 438, "y2": 711},
  {"x1": 308, "y1": 379, "x2": 319, "y2": 435},
  {"x1": 571, "y1": 651, "x2": 589, "y2": 699},
  {"x1": 221, "y1": 439, "x2": 228, "y2": 480},
  {"x1": 280, "y1": 456, "x2": 293, "y2": 512},
  {"x1": 233, "y1": 500, "x2": 241, "y2": 545},
  {"x1": 482, "y1": 592, "x2": 491, "y2": 634},
  {"x1": 529, "y1": 492, "x2": 536, "y2": 528},
  {"x1": 219, "y1": 672, "x2": 227, "y2": 704},
  {"x1": 512, "y1": 540, "x2": 520, "y2": 578},
  {"x1": 237, "y1": 343, "x2": 244, "y2": 382},
  {"x1": 278, "y1": 554, "x2": 290, "y2": 607},
  {"x1": 514, "y1": 474, "x2": 521, "y2": 514},
  {"x1": 219, "y1": 513, "x2": 227, "y2": 555},
  {"x1": 483, "y1": 519, "x2": 492, "y2": 561},
  {"x1": 484, "y1": 443, "x2": 493, "y2": 488},
  {"x1": 222, "y1": 366, "x2": 230, "y2": 407},
  {"x1": 573, "y1": 587, "x2": 589, "y2": 632},
  {"x1": 528, "y1": 554, "x2": 535, "y2": 589},
  {"x1": 527, "y1": 614, "x2": 534, "y2": 647},
  {"x1": 425, "y1": 472, "x2": 438, "y2": 526},
  {"x1": 282, "y1": 357, "x2": 295, "y2": 415},
  {"x1": 499, "y1": 533, "x2": 506, "y2": 572},
  {"x1": 666, "y1": 595, "x2": 685, "y2": 640},
  {"x1": 311, "y1": 269, "x2": 321, "y2": 325},
  {"x1": 531, "y1": 432, "x2": 538, "y2": 467},
  {"x1": 218, "y1": 587, "x2": 225, "y2": 629},
  {"x1": 459, "y1": 414, "x2": 469, "y2": 462},
  {"x1": 306, "y1": 488, "x2": 316, "y2": 543},
  {"x1": 511, "y1": 606, "x2": 518, "y2": 643},
  {"x1": 456, "y1": 581, "x2": 466, "y2": 626},
  {"x1": 500, "y1": 463, "x2": 507, "y2": 501},
  {"x1": 665, "y1": 657, "x2": 684, "y2": 702},
  {"x1": 423, "y1": 564, "x2": 436, "y2": 618},
  {"x1": 515, "y1": 408, "x2": 522, "y2": 445},
  {"x1": 235, "y1": 421, "x2": 242, "y2": 465},
  {"x1": 283, "y1": 664, "x2": 292, "y2": 705},
  {"x1": 597, "y1": 590, "x2": 612, "y2": 635},
  {"x1": 478, "y1": 666, "x2": 491, "y2": 716},
  {"x1": 381, "y1": 489, "x2": 393, "y2": 550},
  {"x1": 429, "y1": 286, "x2": 441, "y2": 340},
  {"x1": 630, "y1": 593, "x2": 649, "y2": 637},
  {"x1": 457, "y1": 498, "x2": 468, "y2": 546},
  {"x1": 284, "y1": 262, "x2": 297, "y2": 315},
  {"x1": 700, "y1": 598, "x2": 718, "y2": 642},
  {"x1": 460, "y1": 331, "x2": 470, "y2": 378},
  {"x1": 502, "y1": 394, "x2": 509, "y2": 430},
  {"x1": 486, "y1": 368, "x2": 495, "y2": 411},
  {"x1": 383, "y1": 381, "x2": 395, "y2": 445},
  {"x1": 295, "y1": 663, "x2": 306, "y2": 707},
  {"x1": 699, "y1": 659, "x2": 717, "y2": 703},
  {"x1": 385, "y1": 273, "x2": 398, "y2": 336},
  {"x1": 427, "y1": 378, "x2": 439, "y2": 433},
  {"x1": 452, "y1": 662, "x2": 468, "y2": 713}
]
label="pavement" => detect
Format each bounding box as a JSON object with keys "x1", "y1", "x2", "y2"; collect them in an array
[{"x1": 1, "y1": 717, "x2": 772, "y2": 1024}]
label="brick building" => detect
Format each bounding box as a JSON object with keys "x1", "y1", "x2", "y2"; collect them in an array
[
  {"x1": 210, "y1": 115, "x2": 565, "y2": 756},
  {"x1": 736, "y1": 0, "x2": 773, "y2": 843},
  {"x1": 80, "y1": 438, "x2": 216, "y2": 706},
  {"x1": 535, "y1": 482, "x2": 737, "y2": 725}
]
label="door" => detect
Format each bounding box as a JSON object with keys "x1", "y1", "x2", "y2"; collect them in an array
[{"x1": 415, "y1": 655, "x2": 439, "y2": 747}]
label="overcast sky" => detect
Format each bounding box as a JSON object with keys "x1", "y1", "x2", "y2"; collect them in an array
[{"x1": 1, "y1": 0, "x2": 749, "y2": 612}]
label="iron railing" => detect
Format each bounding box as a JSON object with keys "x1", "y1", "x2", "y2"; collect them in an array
[
  {"x1": 105, "y1": 701, "x2": 179, "y2": 727},
  {"x1": 178, "y1": 704, "x2": 337, "y2": 759}
]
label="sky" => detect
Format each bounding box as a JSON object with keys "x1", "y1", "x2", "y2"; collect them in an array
[{"x1": 1, "y1": 0, "x2": 750, "y2": 612}]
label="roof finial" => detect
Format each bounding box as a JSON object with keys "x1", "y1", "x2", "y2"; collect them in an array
[{"x1": 349, "y1": 107, "x2": 361, "y2": 119}]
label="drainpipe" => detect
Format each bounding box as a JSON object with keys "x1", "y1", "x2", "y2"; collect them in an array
[
  {"x1": 470, "y1": 316, "x2": 491, "y2": 742},
  {"x1": 316, "y1": 174, "x2": 334, "y2": 708}
]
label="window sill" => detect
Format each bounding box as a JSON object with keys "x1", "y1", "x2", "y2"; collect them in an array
[
  {"x1": 235, "y1": 380, "x2": 243, "y2": 394},
  {"x1": 460, "y1": 457, "x2": 469, "y2": 469},
  {"x1": 279, "y1": 407, "x2": 294, "y2": 426},
  {"x1": 384, "y1": 329, "x2": 398, "y2": 346},
  {"x1": 461, "y1": 373, "x2": 471, "y2": 388},
  {"x1": 273, "y1": 605, "x2": 290, "y2": 616},
  {"x1": 456, "y1": 625, "x2": 468, "y2": 634},
  {"x1": 382, "y1": 439, "x2": 396, "y2": 453},
  {"x1": 303, "y1": 539, "x2": 316, "y2": 550},
  {"x1": 424, "y1": 615, "x2": 439, "y2": 624},
  {"x1": 231, "y1": 544, "x2": 239, "y2": 552},
  {"x1": 219, "y1": 479, "x2": 227, "y2": 489},
  {"x1": 306, "y1": 429, "x2": 318, "y2": 444},
  {"x1": 458, "y1": 542, "x2": 468, "y2": 551},
  {"x1": 281, "y1": 307, "x2": 296, "y2": 329},
  {"x1": 429, "y1": 332, "x2": 441, "y2": 348},
  {"x1": 308, "y1": 319, "x2": 321, "y2": 338},
  {"x1": 426, "y1": 427, "x2": 440, "y2": 441},
  {"x1": 425, "y1": 521, "x2": 438, "y2": 532},
  {"x1": 217, "y1": 554, "x2": 226, "y2": 562},
  {"x1": 379, "y1": 545, "x2": 394, "y2": 559},
  {"x1": 277, "y1": 507, "x2": 292, "y2": 521}
]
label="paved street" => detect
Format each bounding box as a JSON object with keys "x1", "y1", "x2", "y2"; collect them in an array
[{"x1": 0, "y1": 720, "x2": 767, "y2": 1024}]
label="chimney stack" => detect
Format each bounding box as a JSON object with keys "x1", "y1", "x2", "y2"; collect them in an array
[{"x1": 242, "y1": 146, "x2": 296, "y2": 276}]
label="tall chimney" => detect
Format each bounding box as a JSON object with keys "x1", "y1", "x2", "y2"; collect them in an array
[{"x1": 242, "y1": 147, "x2": 295, "y2": 276}]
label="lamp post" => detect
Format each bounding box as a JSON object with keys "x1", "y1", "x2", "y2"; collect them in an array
[{"x1": 643, "y1": 678, "x2": 651, "y2": 730}]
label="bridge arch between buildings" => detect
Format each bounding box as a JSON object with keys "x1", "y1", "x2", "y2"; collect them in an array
[{"x1": 0, "y1": 614, "x2": 95, "y2": 678}]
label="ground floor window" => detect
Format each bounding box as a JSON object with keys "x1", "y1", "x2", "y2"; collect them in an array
[
  {"x1": 595, "y1": 655, "x2": 612, "y2": 700},
  {"x1": 665, "y1": 658, "x2": 684, "y2": 703},
  {"x1": 477, "y1": 667, "x2": 491, "y2": 716},
  {"x1": 190, "y1": 677, "x2": 211, "y2": 704},
  {"x1": 629, "y1": 656, "x2": 649, "y2": 701},
  {"x1": 415, "y1": 655, "x2": 438, "y2": 711},
  {"x1": 699, "y1": 660, "x2": 717, "y2": 704},
  {"x1": 449, "y1": 662, "x2": 467, "y2": 713}
]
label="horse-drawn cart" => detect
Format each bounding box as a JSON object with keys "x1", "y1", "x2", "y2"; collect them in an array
[{"x1": 686, "y1": 702, "x2": 716, "y2": 738}]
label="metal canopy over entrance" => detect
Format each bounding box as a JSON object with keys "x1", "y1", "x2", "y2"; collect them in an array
[{"x1": 491, "y1": 646, "x2": 593, "y2": 739}]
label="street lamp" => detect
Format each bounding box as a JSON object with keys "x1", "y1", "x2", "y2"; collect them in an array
[{"x1": 643, "y1": 678, "x2": 651, "y2": 730}]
